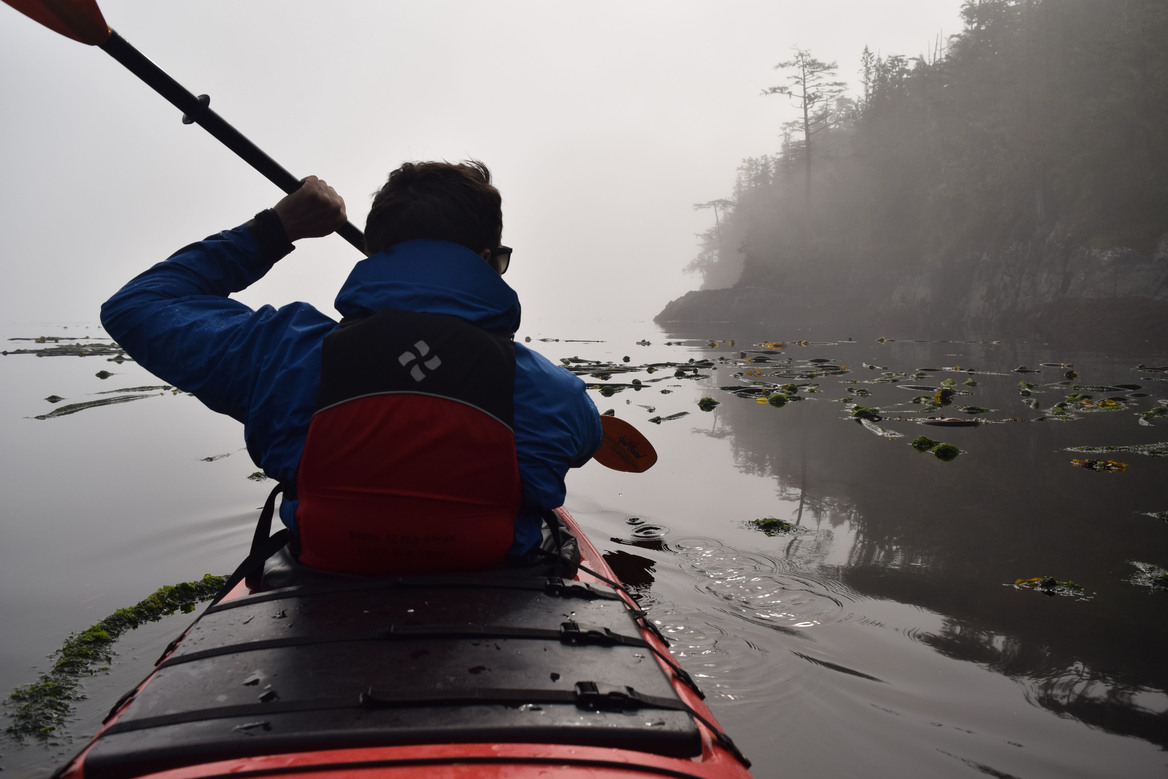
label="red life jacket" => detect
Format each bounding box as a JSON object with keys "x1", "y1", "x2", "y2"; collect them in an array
[{"x1": 294, "y1": 308, "x2": 522, "y2": 575}]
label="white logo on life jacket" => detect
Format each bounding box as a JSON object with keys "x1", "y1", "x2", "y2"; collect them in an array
[{"x1": 398, "y1": 340, "x2": 442, "y2": 382}]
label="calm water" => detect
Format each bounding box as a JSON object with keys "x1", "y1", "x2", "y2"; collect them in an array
[{"x1": 2, "y1": 321, "x2": 1166, "y2": 778}]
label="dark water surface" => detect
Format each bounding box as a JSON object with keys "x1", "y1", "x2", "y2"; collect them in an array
[{"x1": 2, "y1": 322, "x2": 1166, "y2": 777}]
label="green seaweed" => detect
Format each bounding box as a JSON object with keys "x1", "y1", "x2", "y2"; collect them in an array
[
  {"x1": 1067, "y1": 442, "x2": 1168, "y2": 458},
  {"x1": 911, "y1": 435, "x2": 938, "y2": 452},
  {"x1": 1071, "y1": 458, "x2": 1126, "y2": 472},
  {"x1": 697, "y1": 397, "x2": 720, "y2": 412},
  {"x1": 750, "y1": 517, "x2": 794, "y2": 536},
  {"x1": 2, "y1": 338, "x2": 125, "y2": 358},
  {"x1": 933, "y1": 443, "x2": 960, "y2": 461},
  {"x1": 34, "y1": 393, "x2": 153, "y2": 420},
  {"x1": 5, "y1": 574, "x2": 226, "y2": 740},
  {"x1": 1013, "y1": 576, "x2": 1087, "y2": 598}
]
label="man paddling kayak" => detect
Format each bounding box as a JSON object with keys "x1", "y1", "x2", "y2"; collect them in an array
[{"x1": 101, "y1": 161, "x2": 602, "y2": 574}]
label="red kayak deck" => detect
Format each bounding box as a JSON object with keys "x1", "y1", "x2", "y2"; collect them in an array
[{"x1": 56, "y1": 509, "x2": 752, "y2": 779}]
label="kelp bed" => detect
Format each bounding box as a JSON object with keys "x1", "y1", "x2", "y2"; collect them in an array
[
  {"x1": 4, "y1": 575, "x2": 226, "y2": 740},
  {"x1": 546, "y1": 335, "x2": 1168, "y2": 596},
  {"x1": 16, "y1": 334, "x2": 1168, "y2": 447},
  {"x1": 549, "y1": 336, "x2": 1168, "y2": 464},
  {"x1": 4, "y1": 336, "x2": 183, "y2": 419}
]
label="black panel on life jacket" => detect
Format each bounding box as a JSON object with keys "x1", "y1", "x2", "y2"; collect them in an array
[{"x1": 316, "y1": 308, "x2": 515, "y2": 428}]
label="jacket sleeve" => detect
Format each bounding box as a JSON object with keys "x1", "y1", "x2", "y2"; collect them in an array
[
  {"x1": 99, "y1": 218, "x2": 305, "y2": 425},
  {"x1": 512, "y1": 345, "x2": 603, "y2": 513}
]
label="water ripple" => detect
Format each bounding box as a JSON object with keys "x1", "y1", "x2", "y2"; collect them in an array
[
  {"x1": 666, "y1": 536, "x2": 850, "y2": 631},
  {"x1": 651, "y1": 607, "x2": 800, "y2": 704}
]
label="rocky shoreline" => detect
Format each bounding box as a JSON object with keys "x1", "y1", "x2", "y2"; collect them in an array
[{"x1": 656, "y1": 233, "x2": 1168, "y2": 348}]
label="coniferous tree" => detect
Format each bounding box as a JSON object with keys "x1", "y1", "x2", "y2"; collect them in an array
[{"x1": 763, "y1": 49, "x2": 847, "y2": 210}]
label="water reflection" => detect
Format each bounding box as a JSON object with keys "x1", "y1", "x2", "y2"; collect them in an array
[
  {"x1": 665, "y1": 328, "x2": 1168, "y2": 749},
  {"x1": 923, "y1": 621, "x2": 1168, "y2": 748}
]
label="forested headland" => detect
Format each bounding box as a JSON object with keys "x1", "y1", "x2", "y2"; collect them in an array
[{"x1": 658, "y1": 0, "x2": 1168, "y2": 346}]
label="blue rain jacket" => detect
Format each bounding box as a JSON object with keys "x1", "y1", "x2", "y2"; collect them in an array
[{"x1": 100, "y1": 225, "x2": 602, "y2": 553}]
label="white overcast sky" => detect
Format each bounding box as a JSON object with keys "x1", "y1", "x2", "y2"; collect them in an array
[{"x1": 0, "y1": 1, "x2": 964, "y2": 333}]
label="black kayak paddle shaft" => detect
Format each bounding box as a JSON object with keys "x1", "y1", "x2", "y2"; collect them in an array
[{"x1": 99, "y1": 31, "x2": 366, "y2": 254}]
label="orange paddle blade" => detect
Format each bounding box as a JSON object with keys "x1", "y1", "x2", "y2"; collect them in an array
[
  {"x1": 3, "y1": 0, "x2": 110, "y2": 45},
  {"x1": 593, "y1": 415, "x2": 658, "y2": 473}
]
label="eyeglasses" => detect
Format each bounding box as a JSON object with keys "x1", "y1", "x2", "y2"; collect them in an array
[{"x1": 489, "y1": 246, "x2": 513, "y2": 275}]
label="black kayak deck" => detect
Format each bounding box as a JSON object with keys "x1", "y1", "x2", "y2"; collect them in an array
[{"x1": 82, "y1": 574, "x2": 701, "y2": 779}]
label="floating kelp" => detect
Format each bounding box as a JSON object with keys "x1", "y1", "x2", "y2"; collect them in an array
[
  {"x1": 932, "y1": 443, "x2": 960, "y2": 461},
  {"x1": 2, "y1": 337, "x2": 126, "y2": 358},
  {"x1": 750, "y1": 517, "x2": 795, "y2": 536},
  {"x1": 921, "y1": 416, "x2": 981, "y2": 427},
  {"x1": 1041, "y1": 403, "x2": 1077, "y2": 419},
  {"x1": 858, "y1": 418, "x2": 903, "y2": 439},
  {"x1": 1012, "y1": 576, "x2": 1088, "y2": 598},
  {"x1": 555, "y1": 338, "x2": 1166, "y2": 459},
  {"x1": 1081, "y1": 398, "x2": 1126, "y2": 411},
  {"x1": 911, "y1": 435, "x2": 938, "y2": 452},
  {"x1": 33, "y1": 393, "x2": 154, "y2": 420},
  {"x1": 5, "y1": 574, "x2": 226, "y2": 740},
  {"x1": 1071, "y1": 458, "x2": 1127, "y2": 472},
  {"x1": 1126, "y1": 562, "x2": 1168, "y2": 592},
  {"x1": 532, "y1": 337, "x2": 605, "y2": 344},
  {"x1": 1067, "y1": 442, "x2": 1168, "y2": 457},
  {"x1": 720, "y1": 384, "x2": 768, "y2": 401},
  {"x1": 96, "y1": 384, "x2": 172, "y2": 395},
  {"x1": 591, "y1": 382, "x2": 641, "y2": 397},
  {"x1": 648, "y1": 412, "x2": 690, "y2": 424}
]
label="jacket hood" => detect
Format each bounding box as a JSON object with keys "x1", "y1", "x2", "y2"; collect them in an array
[{"x1": 334, "y1": 240, "x2": 521, "y2": 333}]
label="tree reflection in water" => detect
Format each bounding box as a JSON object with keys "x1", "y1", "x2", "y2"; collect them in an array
[{"x1": 664, "y1": 332, "x2": 1168, "y2": 749}]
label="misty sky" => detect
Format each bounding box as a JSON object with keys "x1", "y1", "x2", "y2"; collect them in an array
[{"x1": 0, "y1": 0, "x2": 963, "y2": 333}]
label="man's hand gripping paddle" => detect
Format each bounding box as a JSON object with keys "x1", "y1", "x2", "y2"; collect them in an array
[
  {"x1": 593, "y1": 415, "x2": 658, "y2": 473},
  {"x1": 2, "y1": 0, "x2": 366, "y2": 253}
]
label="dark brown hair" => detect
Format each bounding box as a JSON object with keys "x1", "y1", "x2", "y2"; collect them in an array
[{"x1": 364, "y1": 160, "x2": 502, "y2": 256}]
